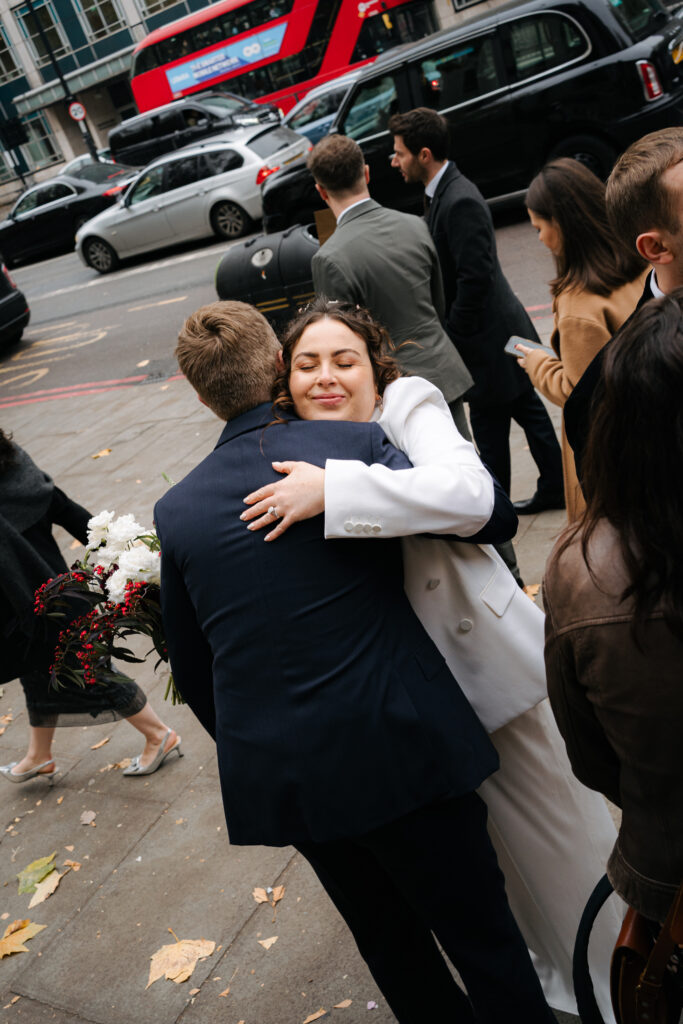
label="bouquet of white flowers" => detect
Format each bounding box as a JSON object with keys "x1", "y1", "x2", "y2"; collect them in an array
[{"x1": 34, "y1": 511, "x2": 180, "y2": 702}]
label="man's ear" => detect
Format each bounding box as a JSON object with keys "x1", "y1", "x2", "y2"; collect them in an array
[
  {"x1": 364, "y1": 163, "x2": 370, "y2": 186},
  {"x1": 315, "y1": 182, "x2": 329, "y2": 204},
  {"x1": 636, "y1": 230, "x2": 674, "y2": 266},
  {"x1": 418, "y1": 146, "x2": 433, "y2": 166},
  {"x1": 275, "y1": 349, "x2": 284, "y2": 371}
]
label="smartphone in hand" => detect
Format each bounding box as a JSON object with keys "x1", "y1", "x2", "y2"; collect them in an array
[{"x1": 504, "y1": 335, "x2": 556, "y2": 359}]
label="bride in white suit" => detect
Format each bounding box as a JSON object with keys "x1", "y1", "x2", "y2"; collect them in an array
[{"x1": 242, "y1": 300, "x2": 622, "y2": 1020}]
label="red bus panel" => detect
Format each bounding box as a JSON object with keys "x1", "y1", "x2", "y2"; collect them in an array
[{"x1": 131, "y1": 0, "x2": 436, "y2": 114}]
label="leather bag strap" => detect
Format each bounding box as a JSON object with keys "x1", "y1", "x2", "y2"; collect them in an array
[{"x1": 635, "y1": 882, "x2": 683, "y2": 1021}]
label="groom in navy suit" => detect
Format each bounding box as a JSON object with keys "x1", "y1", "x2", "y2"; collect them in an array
[{"x1": 154, "y1": 301, "x2": 554, "y2": 1024}]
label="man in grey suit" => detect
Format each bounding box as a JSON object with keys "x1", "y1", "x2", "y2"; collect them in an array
[{"x1": 309, "y1": 133, "x2": 473, "y2": 439}]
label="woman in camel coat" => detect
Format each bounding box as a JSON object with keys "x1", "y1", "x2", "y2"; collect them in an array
[{"x1": 516, "y1": 158, "x2": 647, "y2": 521}]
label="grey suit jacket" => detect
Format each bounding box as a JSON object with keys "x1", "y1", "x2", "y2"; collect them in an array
[{"x1": 312, "y1": 199, "x2": 473, "y2": 403}]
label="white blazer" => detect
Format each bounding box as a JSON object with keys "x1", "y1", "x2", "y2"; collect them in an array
[{"x1": 324, "y1": 376, "x2": 547, "y2": 733}]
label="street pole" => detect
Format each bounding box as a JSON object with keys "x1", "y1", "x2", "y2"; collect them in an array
[{"x1": 23, "y1": 0, "x2": 100, "y2": 161}]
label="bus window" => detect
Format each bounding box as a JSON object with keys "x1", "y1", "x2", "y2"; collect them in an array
[{"x1": 352, "y1": 2, "x2": 437, "y2": 63}]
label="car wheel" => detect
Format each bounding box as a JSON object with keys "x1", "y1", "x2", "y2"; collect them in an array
[
  {"x1": 548, "y1": 136, "x2": 616, "y2": 180},
  {"x1": 83, "y1": 237, "x2": 119, "y2": 274},
  {"x1": 210, "y1": 201, "x2": 250, "y2": 240}
]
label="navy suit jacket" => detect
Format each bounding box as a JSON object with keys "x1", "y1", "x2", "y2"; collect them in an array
[{"x1": 155, "y1": 404, "x2": 498, "y2": 847}]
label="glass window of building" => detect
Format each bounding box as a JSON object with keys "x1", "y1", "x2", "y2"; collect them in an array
[
  {"x1": 74, "y1": 0, "x2": 125, "y2": 40},
  {"x1": 21, "y1": 112, "x2": 61, "y2": 170},
  {"x1": 14, "y1": 1, "x2": 68, "y2": 65},
  {"x1": 0, "y1": 24, "x2": 23, "y2": 84},
  {"x1": 137, "y1": 0, "x2": 183, "y2": 17}
]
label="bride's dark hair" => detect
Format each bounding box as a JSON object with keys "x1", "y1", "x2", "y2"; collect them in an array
[{"x1": 271, "y1": 297, "x2": 401, "y2": 420}]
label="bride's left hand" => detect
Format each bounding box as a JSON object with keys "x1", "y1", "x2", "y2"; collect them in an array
[{"x1": 241, "y1": 461, "x2": 325, "y2": 541}]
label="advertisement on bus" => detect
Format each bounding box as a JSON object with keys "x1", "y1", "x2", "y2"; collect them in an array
[{"x1": 166, "y1": 23, "x2": 288, "y2": 94}]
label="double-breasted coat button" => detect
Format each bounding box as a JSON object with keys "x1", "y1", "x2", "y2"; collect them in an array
[
  {"x1": 344, "y1": 521, "x2": 354, "y2": 533},
  {"x1": 459, "y1": 618, "x2": 474, "y2": 632},
  {"x1": 371, "y1": 524, "x2": 381, "y2": 533},
  {"x1": 363, "y1": 523, "x2": 372, "y2": 534},
  {"x1": 353, "y1": 523, "x2": 364, "y2": 534}
]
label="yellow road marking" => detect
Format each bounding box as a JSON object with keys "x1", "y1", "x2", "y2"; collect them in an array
[{"x1": 127, "y1": 296, "x2": 188, "y2": 312}]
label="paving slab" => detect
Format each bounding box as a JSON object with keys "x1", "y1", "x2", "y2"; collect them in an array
[
  {"x1": 1, "y1": 786, "x2": 167, "y2": 992},
  {"x1": 10, "y1": 777, "x2": 292, "y2": 1024},
  {"x1": 178, "y1": 850, "x2": 393, "y2": 1024}
]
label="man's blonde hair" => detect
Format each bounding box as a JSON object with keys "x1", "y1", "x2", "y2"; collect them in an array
[
  {"x1": 606, "y1": 128, "x2": 683, "y2": 249},
  {"x1": 176, "y1": 301, "x2": 280, "y2": 421}
]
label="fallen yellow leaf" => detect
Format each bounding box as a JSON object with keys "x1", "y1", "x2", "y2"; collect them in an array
[
  {"x1": 252, "y1": 887, "x2": 269, "y2": 904},
  {"x1": 219, "y1": 986, "x2": 230, "y2": 997},
  {"x1": 334, "y1": 1000, "x2": 352, "y2": 1009},
  {"x1": 28, "y1": 869, "x2": 66, "y2": 908},
  {"x1": 64, "y1": 845, "x2": 74, "y2": 852},
  {"x1": 258, "y1": 936, "x2": 278, "y2": 950},
  {"x1": 17, "y1": 852, "x2": 56, "y2": 894},
  {"x1": 147, "y1": 935, "x2": 215, "y2": 988},
  {"x1": 523, "y1": 583, "x2": 541, "y2": 602},
  {"x1": 57, "y1": 796, "x2": 64, "y2": 805},
  {"x1": 0, "y1": 713, "x2": 13, "y2": 724},
  {"x1": 303, "y1": 1010, "x2": 327, "y2": 1023},
  {"x1": 271, "y1": 885, "x2": 285, "y2": 904},
  {"x1": 91, "y1": 448, "x2": 112, "y2": 459},
  {"x1": 189, "y1": 988, "x2": 199, "y2": 995},
  {"x1": 63, "y1": 860, "x2": 81, "y2": 872},
  {"x1": 90, "y1": 737, "x2": 110, "y2": 750},
  {"x1": 0, "y1": 920, "x2": 46, "y2": 959}
]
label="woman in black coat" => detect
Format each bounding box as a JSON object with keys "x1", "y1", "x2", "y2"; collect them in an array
[{"x1": 0, "y1": 430, "x2": 181, "y2": 782}]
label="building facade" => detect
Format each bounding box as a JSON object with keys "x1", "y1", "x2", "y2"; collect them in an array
[{"x1": 0, "y1": 0, "x2": 483, "y2": 201}]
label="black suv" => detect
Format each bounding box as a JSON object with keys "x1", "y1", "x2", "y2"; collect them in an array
[
  {"x1": 109, "y1": 91, "x2": 280, "y2": 166},
  {"x1": 263, "y1": 0, "x2": 683, "y2": 230}
]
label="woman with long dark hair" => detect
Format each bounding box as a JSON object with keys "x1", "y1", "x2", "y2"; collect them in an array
[
  {"x1": 0, "y1": 430, "x2": 181, "y2": 782},
  {"x1": 544, "y1": 290, "x2": 683, "y2": 921},
  {"x1": 516, "y1": 157, "x2": 647, "y2": 520}
]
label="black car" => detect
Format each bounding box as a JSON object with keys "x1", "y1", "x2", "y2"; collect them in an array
[
  {"x1": 108, "y1": 91, "x2": 281, "y2": 167},
  {"x1": 263, "y1": 0, "x2": 683, "y2": 231},
  {"x1": 0, "y1": 175, "x2": 127, "y2": 267},
  {"x1": 0, "y1": 257, "x2": 29, "y2": 349}
]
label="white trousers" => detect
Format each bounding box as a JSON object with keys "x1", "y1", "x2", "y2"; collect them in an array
[{"x1": 479, "y1": 698, "x2": 624, "y2": 1022}]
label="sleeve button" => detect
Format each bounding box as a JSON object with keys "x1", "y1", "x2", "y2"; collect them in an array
[{"x1": 459, "y1": 618, "x2": 473, "y2": 632}]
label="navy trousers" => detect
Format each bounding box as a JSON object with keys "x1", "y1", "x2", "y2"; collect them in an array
[
  {"x1": 297, "y1": 792, "x2": 555, "y2": 1024},
  {"x1": 469, "y1": 384, "x2": 563, "y2": 499}
]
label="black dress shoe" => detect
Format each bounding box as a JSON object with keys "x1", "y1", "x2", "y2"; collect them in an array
[{"x1": 513, "y1": 493, "x2": 566, "y2": 515}]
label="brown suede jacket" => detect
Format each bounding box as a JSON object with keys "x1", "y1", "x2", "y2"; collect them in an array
[{"x1": 543, "y1": 520, "x2": 683, "y2": 921}]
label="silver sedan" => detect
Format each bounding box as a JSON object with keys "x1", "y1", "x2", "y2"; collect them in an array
[{"x1": 76, "y1": 125, "x2": 309, "y2": 273}]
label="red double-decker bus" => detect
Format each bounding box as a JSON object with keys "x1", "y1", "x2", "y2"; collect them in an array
[{"x1": 130, "y1": 0, "x2": 437, "y2": 114}]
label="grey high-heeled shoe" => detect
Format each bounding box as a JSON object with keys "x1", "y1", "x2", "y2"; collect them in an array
[
  {"x1": 123, "y1": 729, "x2": 183, "y2": 777},
  {"x1": 0, "y1": 760, "x2": 57, "y2": 784}
]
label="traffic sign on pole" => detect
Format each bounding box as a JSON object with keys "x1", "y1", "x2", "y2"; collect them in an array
[{"x1": 68, "y1": 101, "x2": 86, "y2": 122}]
